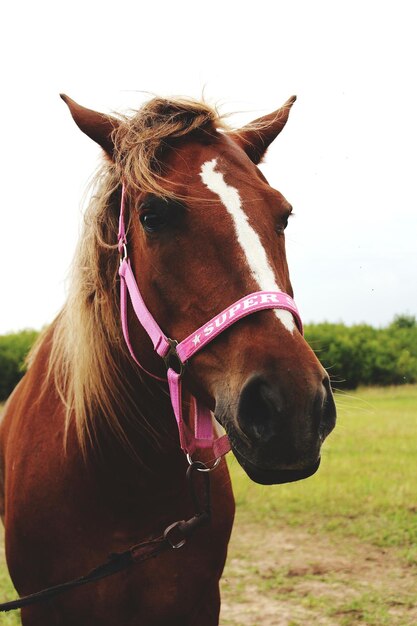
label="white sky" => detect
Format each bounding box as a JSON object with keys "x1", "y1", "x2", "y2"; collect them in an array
[{"x1": 1, "y1": 0, "x2": 416, "y2": 333}]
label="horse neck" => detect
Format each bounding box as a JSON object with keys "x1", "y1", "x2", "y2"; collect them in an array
[
  {"x1": 93, "y1": 357, "x2": 187, "y2": 470},
  {"x1": 41, "y1": 320, "x2": 185, "y2": 483}
]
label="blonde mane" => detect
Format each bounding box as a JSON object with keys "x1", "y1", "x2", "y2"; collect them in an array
[{"x1": 33, "y1": 96, "x2": 229, "y2": 457}]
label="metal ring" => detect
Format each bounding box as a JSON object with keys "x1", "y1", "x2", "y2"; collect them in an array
[
  {"x1": 186, "y1": 454, "x2": 222, "y2": 472},
  {"x1": 163, "y1": 338, "x2": 186, "y2": 377},
  {"x1": 163, "y1": 521, "x2": 187, "y2": 549},
  {"x1": 119, "y1": 244, "x2": 128, "y2": 265}
]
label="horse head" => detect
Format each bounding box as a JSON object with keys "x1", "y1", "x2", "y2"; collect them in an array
[{"x1": 62, "y1": 94, "x2": 336, "y2": 485}]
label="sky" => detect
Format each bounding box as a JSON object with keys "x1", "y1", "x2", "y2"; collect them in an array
[{"x1": 1, "y1": 0, "x2": 416, "y2": 333}]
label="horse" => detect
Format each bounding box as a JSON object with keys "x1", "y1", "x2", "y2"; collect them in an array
[{"x1": 0, "y1": 93, "x2": 336, "y2": 625}]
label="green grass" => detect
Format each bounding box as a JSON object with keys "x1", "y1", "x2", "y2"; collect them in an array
[
  {"x1": 0, "y1": 551, "x2": 20, "y2": 625},
  {"x1": 228, "y1": 385, "x2": 417, "y2": 562},
  {"x1": 222, "y1": 385, "x2": 417, "y2": 624}
]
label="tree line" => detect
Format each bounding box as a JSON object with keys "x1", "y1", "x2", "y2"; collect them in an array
[
  {"x1": 0, "y1": 315, "x2": 416, "y2": 401},
  {"x1": 305, "y1": 314, "x2": 417, "y2": 389}
]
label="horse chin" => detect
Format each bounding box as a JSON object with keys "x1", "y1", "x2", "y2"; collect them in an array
[{"x1": 231, "y1": 445, "x2": 321, "y2": 485}]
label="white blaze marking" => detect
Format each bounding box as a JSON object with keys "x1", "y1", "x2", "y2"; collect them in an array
[{"x1": 200, "y1": 158, "x2": 295, "y2": 333}]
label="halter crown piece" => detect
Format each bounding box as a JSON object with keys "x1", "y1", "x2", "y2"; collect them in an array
[{"x1": 117, "y1": 185, "x2": 303, "y2": 464}]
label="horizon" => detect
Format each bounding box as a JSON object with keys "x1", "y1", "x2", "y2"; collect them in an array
[{"x1": 2, "y1": 313, "x2": 415, "y2": 337}]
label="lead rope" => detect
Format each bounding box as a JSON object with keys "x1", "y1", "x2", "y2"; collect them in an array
[{"x1": 0, "y1": 462, "x2": 211, "y2": 613}]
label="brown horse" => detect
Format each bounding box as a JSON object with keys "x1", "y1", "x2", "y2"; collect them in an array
[{"x1": 0, "y1": 94, "x2": 336, "y2": 625}]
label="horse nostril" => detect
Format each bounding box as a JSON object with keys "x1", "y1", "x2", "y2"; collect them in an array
[
  {"x1": 319, "y1": 376, "x2": 337, "y2": 440},
  {"x1": 238, "y1": 376, "x2": 284, "y2": 441},
  {"x1": 237, "y1": 374, "x2": 336, "y2": 446}
]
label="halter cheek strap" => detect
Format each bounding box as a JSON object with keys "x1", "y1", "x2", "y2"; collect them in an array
[
  {"x1": 118, "y1": 186, "x2": 303, "y2": 460},
  {"x1": 119, "y1": 258, "x2": 232, "y2": 456}
]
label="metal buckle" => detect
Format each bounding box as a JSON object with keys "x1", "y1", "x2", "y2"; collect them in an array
[
  {"x1": 163, "y1": 338, "x2": 185, "y2": 376},
  {"x1": 119, "y1": 243, "x2": 128, "y2": 265},
  {"x1": 163, "y1": 521, "x2": 187, "y2": 549},
  {"x1": 186, "y1": 454, "x2": 221, "y2": 472}
]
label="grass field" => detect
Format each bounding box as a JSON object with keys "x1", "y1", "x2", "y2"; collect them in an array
[
  {"x1": 221, "y1": 385, "x2": 417, "y2": 625},
  {"x1": 0, "y1": 386, "x2": 416, "y2": 625},
  {"x1": 230, "y1": 385, "x2": 417, "y2": 562}
]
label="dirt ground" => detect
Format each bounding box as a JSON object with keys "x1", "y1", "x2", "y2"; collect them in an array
[
  {"x1": 220, "y1": 517, "x2": 417, "y2": 626},
  {"x1": 1, "y1": 520, "x2": 416, "y2": 625}
]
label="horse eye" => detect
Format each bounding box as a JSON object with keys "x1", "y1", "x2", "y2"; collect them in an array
[
  {"x1": 275, "y1": 217, "x2": 288, "y2": 234},
  {"x1": 139, "y1": 211, "x2": 168, "y2": 233},
  {"x1": 139, "y1": 195, "x2": 185, "y2": 234},
  {"x1": 276, "y1": 209, "x2": 292, "y2": 234}
]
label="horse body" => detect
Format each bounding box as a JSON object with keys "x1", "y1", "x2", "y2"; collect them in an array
[{"x1": 0, "y1": 93, "x2": 335, "y2": 624}]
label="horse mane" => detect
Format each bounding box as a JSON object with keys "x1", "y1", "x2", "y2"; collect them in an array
[{"x1": 30, "y1": 96, "x2": 229, "y2": 458}]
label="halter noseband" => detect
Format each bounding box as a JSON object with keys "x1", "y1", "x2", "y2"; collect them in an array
[{"x1": 117, "y1": 185, "x2": 303, "y2": 463}]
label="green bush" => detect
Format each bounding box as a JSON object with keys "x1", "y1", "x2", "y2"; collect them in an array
[
  {"x1": 305, "y1": 315, "x2": 417, "y2": 389},
  {"x1": 0, "y1": 330, "x2": 39, "y2": 401}
]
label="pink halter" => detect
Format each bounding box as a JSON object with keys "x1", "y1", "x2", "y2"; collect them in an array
[{"x1": 118, "y1": 186, "x2": 303, "y2": 462}]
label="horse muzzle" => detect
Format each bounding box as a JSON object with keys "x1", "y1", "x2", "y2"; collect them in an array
[{"x1": 216, "y1": 372, "x2": 336, "y2": 485}]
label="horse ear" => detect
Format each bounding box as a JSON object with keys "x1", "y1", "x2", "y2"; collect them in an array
[
  {"x1": 230, "y1": 96, "x2": 297, "y2": 165},
  {"x1": 60, "y1": 94, "x2": 119, "y2": 157}
]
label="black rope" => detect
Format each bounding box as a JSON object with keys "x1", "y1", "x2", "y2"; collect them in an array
[{"x1": 0, "y1": 462, "x2": 211, "y2": 613}]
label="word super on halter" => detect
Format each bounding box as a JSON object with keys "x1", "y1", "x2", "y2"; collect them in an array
[{"x1": 0, "y1": 93, "x2": 336, "y2": 626}]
